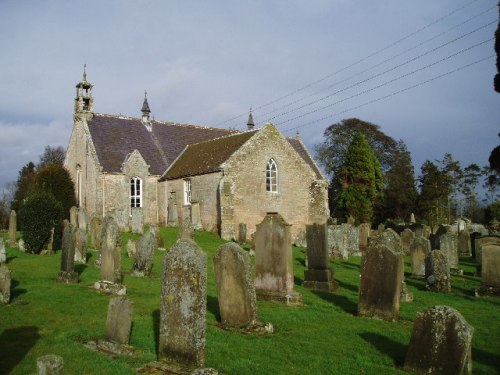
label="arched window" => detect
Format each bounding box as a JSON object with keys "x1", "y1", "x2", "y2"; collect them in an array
[
  {"x1": 266, "y1": 159, "x2": 278, "y2": 193},
  {"x1": 184, "y1": 179, "x2": 192, "y2": 205},
  {"x1": 130, "y1": 177, "x2": 142, "y2": 208}
]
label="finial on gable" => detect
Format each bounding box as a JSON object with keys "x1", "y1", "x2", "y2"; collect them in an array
[
  {"x1": 83, "y1": 63, "x2": 87, "y2": 82},
  {"x1": 247, "y1": 106, "x2": 255, "y2": 130},
  {"x1": 141, "y1": 90, "x2": 152, "y2": 131}
]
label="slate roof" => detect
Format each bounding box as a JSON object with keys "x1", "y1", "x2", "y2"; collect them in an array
[{"x1": 287, "y1": 137, "x2": 324, "y2": 179}]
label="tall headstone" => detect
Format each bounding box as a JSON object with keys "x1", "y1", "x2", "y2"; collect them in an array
[
  {"x1": 474, "y1": 235, "x2": 500, "y2": 276},
  {"x1": 254, "y1": 214, "x2": 302, "y2": 304},
  {"x1": 401, "y1": 228, "x2": 414, "y2": 256},
  {"x1": 105, "y1": 297, "x2": 133, "y2": 345},
  {"x1": 149, "y1": 224, "x2": 165, "y2": 249},
  {"x1": 358, "y1": 223, "x2": 370, "y2": 252},
  {"x1": 238, "y1": 223, "x2": 247, "y2": 244},
  {"x1": 0, "y1": 263, "x2": 11, "y2": 304},
  {"x1": 410, "y1": 212, "x2": 416, "y2": 224},
  {"x1": 178, "y1": 216, "x2": 194, "y2": 240},
  {"x1": 404, "y1": 305, "x2": 473, "y2": 375},
  {"x1": 476, "y1": 244, "x2": 500, "y2": 296},
  {"x1": 74, "y1": 228, "x2": 88, "y2": 263},
  {"x1": 36, "y1": 355, "x2": 64, "y2": 375},
  {"x1": 457, "y1": 230, "x2": 471, "y2": 256},
  {"x1": 426, "y1": 250, "x2": 450, "y2": 293},
  {"x1": 133, "y1": 231, "x2": 157, "y2": 276},
  {"x1": 159, "y1": 239, "x2": 207, "y2": 368},
  {"x1": 303, "y1": 223, "x2": 337, "y2": 292},
  {"x1": 0, "y1": 238, "x2": 6, "y2": 264},
  {"x1": 214, "y1": 243, "x2": 260, "y2": 328},
  {"x1": 69, "y1": 206, "x2": 78, "y2": 228},
  {"x1": 440, "y1": 233, "x2": 461, "y2": 273},
  {"x1": 126, "y1": 239, "x2": 137, "y2": 258},
  {"x1": 167, "y1": 191, "x2": 178, "y2": 226},
  {"x1": 57, "y1": 221, "x2": 78, "y2": 283},
  {"x1": 131, "y1": 207, "x2": 144, "y2": 234},
  {"x1": 77, "y1": 207, "x2": 88, "y2": 231},
  {"x1": 191, "y1": 201, "x2": 202, "y2": 230},
  {"x1": 8, "y1": 210, "x2": 17, "y2": 247},
  {"x1": 410, "y1": 237, "x2": 431, "y2": 277},
  {"x1": 89, "y1": 215, "x2": 102, "y2": 250},
  {"x1": 358, "y1": 243, "x2": 403, "y2": 321}
]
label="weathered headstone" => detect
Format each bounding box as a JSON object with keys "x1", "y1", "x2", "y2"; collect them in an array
[
  {"x1": 46, "y1": 227, "x2": 55, "y2": 253},
  {"x1": 57, "y1": 221, "x2": 78, "y2": 283},
  {"x1": 303, "y1": 223, "x2": 337, "y2": 292},
  {"x1": 410, "y1": 237, "x2": 430, "y2": 278},
  {"x1": 327, "y1": 223, "x2": 360, "y2": 259},
  {"x1": 0, "y1": 238, "x2": 6, "y2": 264},
  {"x1": 440, "y1": 233, "x2": 461, "y2": 273},
  {"x1": 457, "y1": 230, "x2": 471, "y2": 256},
  {"x1": 149, "y1": 224, "x2": 165, "y2": 249},
  {"x1": 126, "y1": 239, "x2": 137, "y2": 258},
  {"x1": 213, "y1": 242, "x2": 264, "y2": 330},
  {"x1": 426, "y1": 250, "x2": 450, "y2": 293},
  {"x1": 74, "y1": 228, "x2": 88, "y2": 263},
  {"x1": 377, "y1": 223, "x2": 385, "y2": 233},
  {"x1": 36, "y1": 355, "x2": 64, "y2": 375},
  {"x1": 254, "y1": 214, "x2": 302, "y2": 304},
  {"x1": 358, "y1": 223, "x2": 370, "y2": 252},
  {"x1": 178, "y1": 216, "x2": 194, "y2": 240},
  {"x1": 159, "y1": 239, "x2": 207, "y2": 368},
  {"x1": 105, "y1": 297, "x2": 133, "y2": 344},
  {"x1": 404, "y1": 305, "x2": 473, "y2": 375},
  {"x1": 401, "y1": 228, "x2": 414, "y2": 256},
  {"x1": 358, "y1": 243, "x2": 403, "y2": 321},
  {"x1": 167, "y1": 191, "x2": 178, "y2": 226},
  {"x1": 77, "y1": 207, "x2": 88, "y2": 231},
  {"x1": 131, "y1": 207, "x2": 144, "y2": 234},
  {"x1": 8, "y1": 210, "x2": 17, "y2": 247},
  {"x1": 474, "y1": 235, "x2": 500, "y2": 276},
  {"x1": 70, "y1": 206, "x2": 78, "y2": 228},
  {"x1": 191, "y1": 202, "x2": 202, "y2": 230},
  {"x1": 410, "y1": 212, "x2": 416, "y2": 223},
  {"x1": 18, "y1": 238, "x2": 25, "y2": 252},
  {"x1": 0, "y1": 263, "x2": 11, "y2": 304},
  {"x1": 109, "y1": 208, "x2": 129, "y2": 232},
  {"x1": 89, "y1": 215, "x2": 102, "y2": 250},
  {"x1": 476, "y1": 244, "x2": 500, "y2": 296},
  {"x1": 238, "y1": 223, "x2": 247, "y2": 244},
  {"x1": 133, "y1": 231, "x2": 156, "y2": 276}
]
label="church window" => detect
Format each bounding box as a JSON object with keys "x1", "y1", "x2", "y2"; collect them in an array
[
  {"x1": 76, "y1": 165, "x2": 81, "y2": 207},
  {"x1": 266, "y1": 159, "x2": 278, "y2": 193},
  {"x1": 184, "y1": 179, "x2": 192, "y2": 205},
  {"x1": 130, "y1": 177, "x2": 142, "y2": 208}
]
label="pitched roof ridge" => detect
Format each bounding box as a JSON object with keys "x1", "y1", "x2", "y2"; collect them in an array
[{"x1": 185, "y1": 128, "x2": 257, "y2": 149}]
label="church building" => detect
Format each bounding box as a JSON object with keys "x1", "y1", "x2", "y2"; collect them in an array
[{"x1": 64, "y1": 71, "x2": 329, "y2": 242}]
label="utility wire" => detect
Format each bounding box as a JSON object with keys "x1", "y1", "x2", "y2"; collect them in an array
[
  {"x1": 281, "y1": 54, "x2": 495, "y2": 135},
  {"x1": 214, "y1": 0, "x2": 483, "y2": 128}
]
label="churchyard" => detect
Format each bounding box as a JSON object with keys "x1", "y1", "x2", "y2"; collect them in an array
[{"x1": 0, "y1": 226, "x2": 499, "y2": 374}]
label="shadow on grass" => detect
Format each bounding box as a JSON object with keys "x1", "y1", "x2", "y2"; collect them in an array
[
  {"x1": 152, "y1": 309, "x2": 160, "y2": 358},
  {"x1": 6, "y1": 255, "x2": 17, "y2": 263},
  {"x1": 312, "y1": 290, "x2": 358, "y2": 315},
  {"x1": 296, "y1": 257, "x2": 306, "y2": 268},
  {"x1": 338, "y1": 261, "x2": 360, "y2": 270},
  {"x1": 404, "y1": 278, "x2": 427, "y2": 291},
  {"x1": 0, "y1": 326, "x2": 40, "y2": 374},
  {"x1": 359, "y1": 332, "x2": 406, "y2": 367},
  {"x1": 472, "y1": 346, "x2": 500, "y2": 370},
  {"x1": 10, "y1": 279, "x2": 27, "y2": 301},
  {"x1": 294, "y1": 275, "x2": 304, "y2": 285},
  {"x1": 337, "y1": 279, "x2": 358, "y2": 293},
  {"x1": 207, "y1": 295, "x2": 221, "y2": 322}
]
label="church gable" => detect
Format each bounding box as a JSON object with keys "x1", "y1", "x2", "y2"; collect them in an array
[{"x1": 122, "y1": 150, "x2": 150, "y2": 179}]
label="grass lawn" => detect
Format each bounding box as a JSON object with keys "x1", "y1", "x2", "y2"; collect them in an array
[{"x1": 0, "y1": 228, "x2": 499, "y2": 374}]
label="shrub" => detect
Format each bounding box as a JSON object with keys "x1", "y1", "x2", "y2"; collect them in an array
[{"x1": 18, "y1": 190, "x2": 63, "y2": 254}]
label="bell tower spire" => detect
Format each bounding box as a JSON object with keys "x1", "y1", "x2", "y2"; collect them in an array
[{"x1": 74, "y1": 64, "x2": 94, "y2": 120}]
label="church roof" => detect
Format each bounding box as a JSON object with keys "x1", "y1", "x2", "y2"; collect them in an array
[{"x1": 161, "y1": 130, "x2": 258, "y2": 180}]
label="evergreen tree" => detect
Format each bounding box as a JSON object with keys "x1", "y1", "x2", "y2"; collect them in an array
[
  {"x1": 380, "y1": 140, "x2": 417, "y2": 221},
  {"x1": 11, "y1": 161, "x2": 36, "y2": 213},
  {"x1": 337, "y1": 132, "x2": 383, "y2": 224}
]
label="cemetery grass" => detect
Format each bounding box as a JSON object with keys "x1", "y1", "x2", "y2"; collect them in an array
[{"x1": 0, "y1": 230, "x2": 498, "y2": 375}]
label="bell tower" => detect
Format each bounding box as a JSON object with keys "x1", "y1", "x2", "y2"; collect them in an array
[{"x1": 74, "y1": 64, "x2": 94, "y2": 121}]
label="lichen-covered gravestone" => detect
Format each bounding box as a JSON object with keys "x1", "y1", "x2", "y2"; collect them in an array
[
  {"x1": 425, "y1": 250, "x2": 450, "y2": 293},
  {"x1": 401, "y1": 228, "x2": 414, "y2": 256},
  {"x1": 439, "y1": 233, "x2": 461, "y2": 274},
  {"x1": 77, "y1": 207, "x2": 88, "y2": 231},
  {"x1": 303, "y1": 223, "x2": 337, "y2": 292},
  {"x1": 131, "y1": 207, "x2": 144, "y2": 234},
  {"x1": 0, "y1": 238, "x2": 6, "y2": 264},
  {"x1": 74, "y1": 228, "x2": 88, "y2": 263},
  {"x1": 89, "y1": 215, "x2": 102, "y2": 250},
  {"x1": 358, "y1": 243, "x2": 403, "y2": 321},
  {"x1": 457, "y1": 230, "x2": 471, "y2": 256},
  {"x1": 105, "y1": 297, "x2": 133, "y2": 345},
  {"x1": 358, "y1": 223, "x2": 370, "y2": 252},
  {"x1": 36, "y1": 354, "x2": 64, "y2": 375},
  {"x1": 0, "y1": 263, "x2": 11, "y2": 304},
  {"x1": 133, "y1": 230, "x2": 157, "y2": 276},
  {"x1": 159, "y1": 239, "x2": 207, "y2": 369},
  {"x1": 410, "y1": 237, "x2": 430, "y2": 277},
  {"x1": 254, "y1": 214, "x2": 302, "y2": 304},
  {"x1": 57, "y1": 221, "x2": 78, "y2": 283},
  {"x1": 8, "y1": 210, "x2": 17, "y2": 247},
  {"x1": 70, "y1": 206, "x2": 78, "y2": 228},
  {"x1": 238, "y1": 223, "x2": 247, "y2": 244},
  {"x1": 126, "y1": 239, "x2": 137, "y2": 258},
  {"x1": 475, "y1": 235, "x2": 500, "y2": 276},
  {"x1": 404, "y1": 305, "x2": 473, "y2": 375},
  {"x1": 476, "y1": 244, "x2": 500, "y2": 296}
]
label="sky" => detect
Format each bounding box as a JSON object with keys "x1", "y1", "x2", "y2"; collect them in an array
[{"x1": 0, "y1": 0, "x2": 498, "y2": 198}]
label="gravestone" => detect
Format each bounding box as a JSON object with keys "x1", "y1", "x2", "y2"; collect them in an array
[
  {"x1": 109, "y1": 208, "x2": 129, "y2": 232},
  {"x1": 133, "y1": 231, "x2": 157, "y2": 276},
  {"x1": 0, "y1": 238, "x2": 6, "y2": 264},
  {"x1": 401, "y1": 228, "x2": 414, "y2": 256},
  {"x1": 18, "y1": 238, "x2": 25, "y2": 252},
  {"x1": 8, "y1": 210, "x2": 17, "y2": 247},
  {"x1": 358, "y1": 223, "x2": 370, "y2": 252},
  {"x1": 70, "y1": 206, "x2": 78, "y2": 228},
  {"x1": 105, "y1": 297, "x2": 133, "y2": 344},
  {"x1": 358, "y1": 243, "x2": 403, "y2": 321},
  {"x1": 57, "y1": 221, "x2": 78, "y2": 283},
  {"x1": 167, "y1": 191, "x2": 178, "y2": 226},
  {"x1": 74, "y1": 228, "x2": 88, "y2": 263},
  {"x1": 476, "y1": 244, "x2": 500, "y2": 296},
  {"x1": 159, "y1": 239, "x2": 207, "y2": 368},
  {"x1": 238, "y1": 223, "x2": 247, "y2": 244},
  {"x1": 410, "y1": 237, "x2": 430, "y2": 278},
  {"x1": 149, "y1": 224, "x2": 165, "y2": 250},
  {"x1": 213, "y1": 243, "x2": 261, "y2": 329},
  {"x1": 404, "y1": 305, "x2": 473, "y2": 375},
  {"x1": 179, "y1": 216, "x2": 194, "y2": 240},
  {"x1": 410, "y1": 212, "x2": 416, "y2": 223},
  {"x1": 254, "y1": 214, "x2": 302, "y2": 304},
  {"x1": 191, "y1": 202, "x2": 202, "y2": 230},
  {"x1": 474, "y1": 235, "x2": 500, "y2": 276},
  {"x1": 131, "y1": 207, "x2": 144, "y2": 234},
  {"x1": 457, "y1": 230, "x2": 471, "y2": 256},
  {"x1": 0, "y1": 263, "x2": 11, "y2": 304},
  {"x1": 45, "y1": 227, "x2": 55, "y2": 253},
  {"x1": 377, "y1": 223, "x2": 385, "y2": 233},
  {"x1": 36, "y1": 355, "x2": 64, "y2": 375},
  {"x1": 440, "y1": 233, "x2": 461, "y2": 273},
  {"x1": 95, "y1": 216, "x2": 125, "y2": 295},
  {"x1": 126, "y1": 239, "x2": 137, "y2": 258},
  {"x1": 303, "y1": 223, "x2": 337, "y2": 292},
  {"x1": 77, "y1": 207, "x2": 87, "y2": 231},
  {"x1": 327, "y1": 223, "x2": 360, "y2": 259},
  {"x1": 426, "y1": 250, "x2": 450, "y2": 293},
  {"x1": 89, "y1": 215, "x2": 102, "y2": 250}
]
